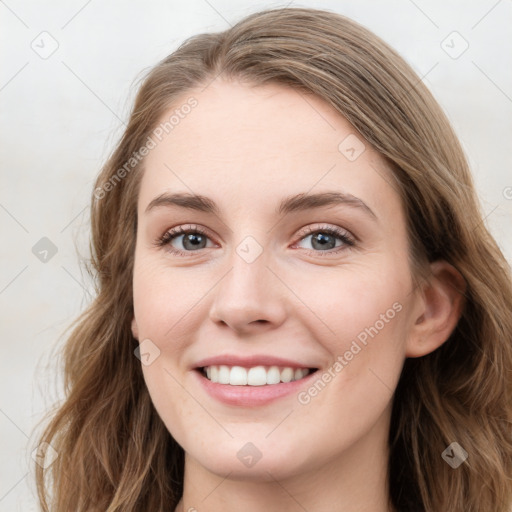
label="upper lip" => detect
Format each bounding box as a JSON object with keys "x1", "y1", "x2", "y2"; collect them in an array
[{"x1": 193, "y1": 354, "x2": 317, "y2": 370}]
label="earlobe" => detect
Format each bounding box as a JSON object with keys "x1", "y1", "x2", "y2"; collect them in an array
[
  {"x1": 406, "y1": 260, "x2": 466, "y2": 358},
  {"x1": 131, "y1": 317, "x2": 139, "y2": 340}
]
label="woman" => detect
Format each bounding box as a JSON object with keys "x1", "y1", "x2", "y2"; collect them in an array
[{"x1": 34, "y1": 7, "x2": 512, "y2": 511}]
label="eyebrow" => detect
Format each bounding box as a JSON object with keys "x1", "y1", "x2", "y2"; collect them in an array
[{"x1": 145, "y1": 191, "x2": 377, "y2": 220}]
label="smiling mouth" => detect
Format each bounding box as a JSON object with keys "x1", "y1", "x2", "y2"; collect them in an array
[{"x1": 197, "y1": 365, "x2": 318, "y2": 386}]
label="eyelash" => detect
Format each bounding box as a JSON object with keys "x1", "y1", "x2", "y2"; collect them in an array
[{"x1": 154, "y1": 223, "x2": 356, "y2": 257}]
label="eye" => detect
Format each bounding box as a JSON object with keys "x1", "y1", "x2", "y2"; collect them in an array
[
  {"x1": 293, "y1": 224, "x2": 355, "y2": 255},
  {"x1": 154, "y1": 224, "x2": 215, "y2": 256},
  {"x1": 154, "y1": 223, "x2": 356, "y2": 257}
]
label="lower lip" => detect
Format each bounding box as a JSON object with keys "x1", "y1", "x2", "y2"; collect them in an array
[{"x1": 194, "y1": 369, "x2": 318, "y2": 407}]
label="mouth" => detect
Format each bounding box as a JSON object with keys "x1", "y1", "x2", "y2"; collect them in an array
[{"x1": 196, "y1": 365, "x2": 318, "y2": 386}]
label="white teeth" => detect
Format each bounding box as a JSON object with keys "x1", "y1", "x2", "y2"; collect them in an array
[
  {"x1": 230, "y1": 366, "x2": 247, "y2": 385},
  {"x1": 247, "y1": 366, "x2": 267, "y2": 386},
  {"x1": 280, "y1": 367, "x2": 294, "y2": 383},
  {"x1": 218, "y1": 365, "x2": 230, "y2": 384},
  {"x1": 266, "y1": 366, "x2": 281, "y2": 385},
  {"x1": 202, "y1": 365, "x2": 311, "y2": 385}
]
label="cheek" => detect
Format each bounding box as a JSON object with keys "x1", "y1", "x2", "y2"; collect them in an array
[
  {"x1": 294, "y1": 261, "x2": 409, "y2": 350},
  {"x1": 132, "y1": 257, "x2": 208, "y2": 346},
  {"x1": 290, "y1": 262, "x2": 410, "y2": 408}
]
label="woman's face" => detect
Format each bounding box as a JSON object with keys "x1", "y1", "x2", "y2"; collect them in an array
[{"x1": 131, "y1": 79, "x2": 422, "y2": 481}]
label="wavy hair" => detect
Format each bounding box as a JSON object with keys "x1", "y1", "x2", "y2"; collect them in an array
[{"x1": 34, "y1": 7, "x2": 512, "y2": 511}]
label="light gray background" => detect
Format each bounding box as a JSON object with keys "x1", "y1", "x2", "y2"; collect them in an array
[{"x1": 1, "y1": 0, "x2": 511, "y2": 509}]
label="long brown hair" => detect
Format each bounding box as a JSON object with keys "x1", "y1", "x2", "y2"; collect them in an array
[{"x1": 34, "y1": 7, "x2": 512, "y2": 511}]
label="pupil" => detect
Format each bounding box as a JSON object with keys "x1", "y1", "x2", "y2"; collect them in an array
[
  {"x1": 312, "y1": 232, "x2": 335, "y2": 250},
  {"x1": 184, "y1": 233, "x2": 205, "y2": 250}
]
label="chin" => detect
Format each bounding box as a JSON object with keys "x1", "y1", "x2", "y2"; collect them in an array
[{"x1": 183, "y1": 434, "x2": 314, "y2": 481}]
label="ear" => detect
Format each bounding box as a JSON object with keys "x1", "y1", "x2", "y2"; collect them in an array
[
  {"x1": 406, "y1": 260, "x2": 466, "y2": 358},
  {"x1": 131, "y1": 317, "x2": 139, "y2": 341}
]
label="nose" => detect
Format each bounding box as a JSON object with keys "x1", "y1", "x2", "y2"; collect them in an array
[{"x1": 208, "y1": 243, "x2": 288, "y2": 335}]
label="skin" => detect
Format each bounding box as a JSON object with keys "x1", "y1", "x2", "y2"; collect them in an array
[{"x1": 131, "y1": 78, "x2": 465, "y2": 511}]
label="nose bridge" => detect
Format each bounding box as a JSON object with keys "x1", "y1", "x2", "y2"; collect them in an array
[{"x1": 209, "y1": 233, "x2": 287, "y2": 330}]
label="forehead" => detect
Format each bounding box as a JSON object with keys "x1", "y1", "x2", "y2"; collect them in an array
[{"x1": 137, "y1": 79, "x2": 402, "y2": 221}]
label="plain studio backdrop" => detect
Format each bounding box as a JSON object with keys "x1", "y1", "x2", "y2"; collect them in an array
[{"x1": 1, "y1": 0, "x2": 511, "y2": 509}]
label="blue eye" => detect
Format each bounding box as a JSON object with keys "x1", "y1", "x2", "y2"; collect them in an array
[
  {"x1": 154, "y1": 223, "x2": 355, "y2": 257},
  {"x1": 155, "y1": 224, "x2": 213, "y2": 256},
  {"x1": 295, "y1": 226, "x2": 355, "y2": 253}
]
